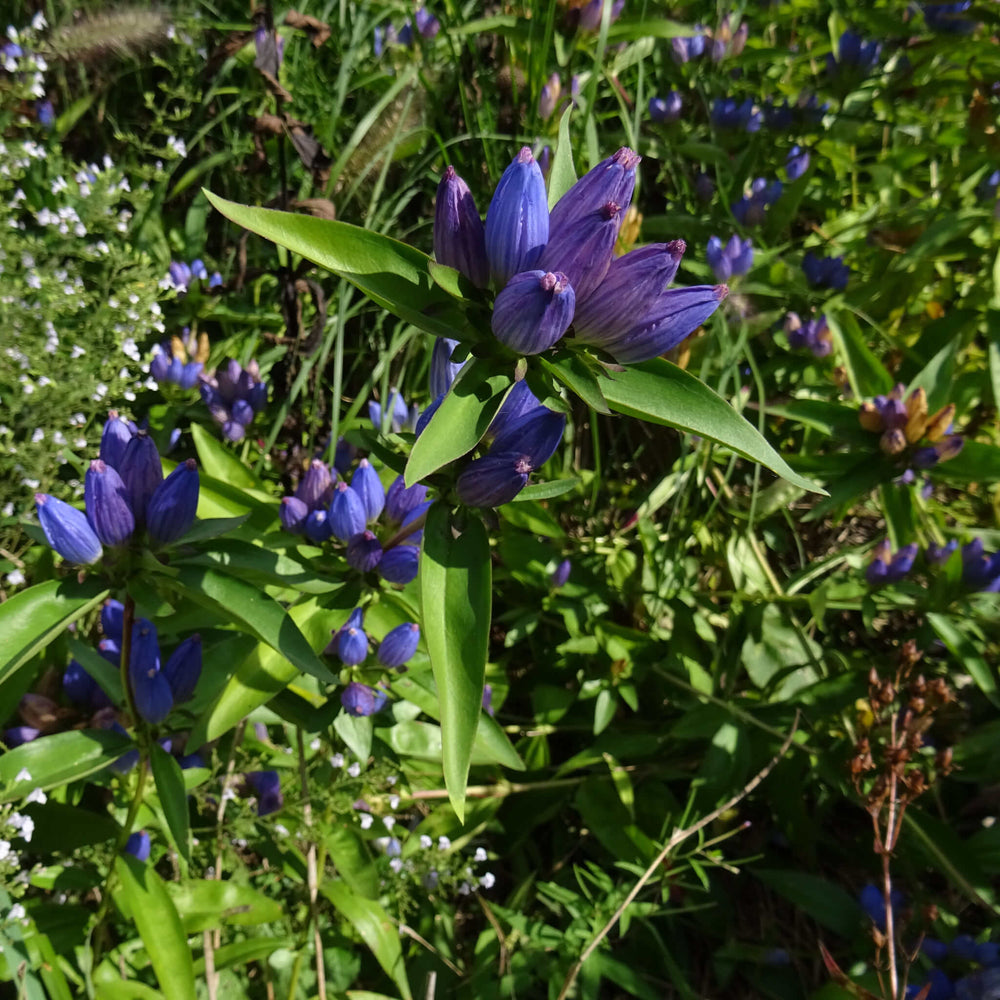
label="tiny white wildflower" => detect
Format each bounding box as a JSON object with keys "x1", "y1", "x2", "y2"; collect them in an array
[
  {"x1": 438, "y1": 836, "x2": 451, "y2": 851},
  {"x1": 347, "y1": 762, "x2": 361, "y2": 778},
  {"x1": 14, "y1": 769, "x2": 31, "y2": 783},
  {"x1": 480, "y1": 872, "x2": 496, "y2": 889},
  {"x1": 474, "y1": 847, "x2": 487, "y2": 862},
  {"x1": 8, "y1": 903, "x2": 26, "y2": 921},
  {"x1": 383, "y1": 817, "x2": 395, "y2": 831},
  {"x1": 25, "y1": 788, "x2": 46, "y2": 806},
  {"x1": 419, "y1": 834, "x2": 432, "y2": 850},
  {"x1": 5, "y1": 569, "x2": 24, "y2": 586},
  {"x1": 330, "y1": 752, "x2": 345, "y2": 768},
  {"x1": 389, "y1": 794, "x2": 400, "y2": 810},
  {"x1": 389, "y1": 857, "x2": 403, "y2": 873},
  {"x1": 359, "y1": 813, "x2": 374, "y2": 830}
]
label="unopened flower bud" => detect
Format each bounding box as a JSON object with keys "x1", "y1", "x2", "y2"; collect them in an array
[
  {"x1": 351, "y1": 459, "x2": 385, "y2": 521},
  {"x1": 85, "y1": 460, "x2": 135, "y2": 546},
  {"x1": 924, "y1": 404, "x2": 955, "y2": 441},
  {"x1": 378, "y1": 545, "x2": 420, "y2": 584},
  {"x1": 280, "y1": 496, "x2": 310, "y2": 534},
  {"x1": 163, "y1": 634, "x2": 201, "y2": 702},
  {"x1": 492, "y1": 270, "x2": 576, "y2": 355},
  {"x1": 120, "y1": 432, "x2": 163, "y2": 526},
  {"x1": 347, "y1": 530, "x2": 383, "y2": 572},
  {"x1": 329, "y1": 482, "x2": 367, "y2": 541},
  {"x1": 880, "y1": 428, "x2": 907, "y2": 455},
  {"x1": 485, "y1": 147, "x2": 549, "y2": 287},
  {"x1": 147, "y1": 459, "x2": 199, "y2": 545},
  {"x1": 377, "y1": 622, "x2": 421, "y2": 668},
  {"x1": 341, "y1": 681, "x2": 388, "y2": 717},
  {"x1": 35, "y1": 494, "x2": 103, "y2": 565}
]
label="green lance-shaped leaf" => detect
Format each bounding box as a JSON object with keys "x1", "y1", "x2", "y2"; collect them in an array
[
  {"x1": 320, "y1": 881, "x2": 412, "y2": 1000},
  {"x1": 165, "y1": 879, "x2": 283, "y2": 933},
  {"x1": 419, "y1": 506, "x2": 491, "y2": 821},
  {"x1": 599, "y1": 359, "x2": 825, "y2": 494},
  {"x1": 204, "y1": 191, "x2": 470, "y2": 341},
  {"x1": 826, "y1": 311, "x2": 893, "y2": 399},
  {"x1": 0, "y1": 730, "x2": 134, "y2": 804},
  {"x1": 113, "y1": 856, "x2": 197, "y2": 1000},
  {"x1": 405, "y1": 359, "x2": 514, "y2": 486},
  {"x1": 149, "y1": 742, "x2": 190, "y2": 863},
  {"x1": 0, "y1": 578, "x2": 110, "y2": 686}
]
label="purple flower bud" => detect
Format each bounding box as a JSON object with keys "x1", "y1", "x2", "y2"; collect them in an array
[
  {"x1": 147, "y1": 459, "x2": 199, "y2": 545},
  {"x1": 100, "y1": 411, "x2": 135, "y2": 473},
  {"x1": 489, "y1": 381, "x2": 542, "y2": 438},
  {"x1": 351, "y1": 459, "x2": 385, "y2": 521},
  {"x1": 377, "y1": 623, "x2": 421, "y2": 668},
  {"x1": 926, "y1": 540, "x2": 957, "y2": 565},
  {"x1": 430, "y1": 337, "x2": 463, "y2": 397},
  {"x1": 579, "y1": 285, "x2": 728, "y2": 364},
  {"x1": 415, "y1": 6, "x2": 440, "y2": 38},
  {"x1": 231, "y1": 399, "x2": 255, "y2": 427},
  {"x1": 577, "y1": 0, "x2": 625, "y2": 31},
  {"x1": 936, "y1": 435, "x2": 964, "y2": 462},
  {"x1": 129, "y1": 619, "x2": 172, "y2": 725},
  {"x1": 482, "y1": 683, "x2": 494, "y2": 716},
  {"x1": 887, "y1": 544, "x2": 918, "y2": 582},
  {"x1": 385, "y1": 476, "x2": 428, "y2": 522},
  {"x1": 922, "y1": 938, "x2": 950, "y2": 963},
  {"x1": 247, "y1": 770, "x2": 283, "y2": 815},
  {"x1": 456, "y1": 452, "x2": 531, "y2": 507},
  {"x1": 492, "y1": 270, "x2": 576, "y2": 355},
  {"x1": 332, "y1": 608, "x2": 368, "y2": 665},
  {"x1": 400, "y1": 500, "x2": 432, "y2": 544},
  {"x1": 539, "y1": 200, "x2": 622, "y2": 302},
  {"x1": 378, "y1": 545, "x2": 420, "y2": 584},
  {"x1": 222, "y1": 420, "x2": 246, "y2": 443},
  {"x1": 491, "y1": 405, "x2": 566, "y2": 470},
  {"x1": 64, "y1": 659, "x2": 108, "y2": 710},
  {"x1": 4, "y1": 726, "x2": 40, "y2": 748},
  {"x1": 786, "y1": 146, "x2": 810, "y2": 181},
  {"x1": 368, "y1": 390, "x2": 411, "y2": 434},
  {"x1": 485, "y1": 147, "x2": 549, "y2": 287},
  {"x1": 649, "y1": 92, "x2": 683, "y2": 123},
  {"x1": 347, "y1": 530, "x2": 383, "y2": 572},
  {"x1": 98, "y1": 638, "x2": 121, "y2": 668},
  {"x1": 341, "y1": 681, "x2": 388, "y2": 717},
  {"x1": 35, "y1": 494, "x2": 103, "y2": 565},
  {"x1": 120, "y1": 432, "x2": 163, "y2": 527},
  {"x1": 434, "y1": 167, "x2": 488, "y2": 288},
  {"x1": 706, "y1": 237, "x2": 731, "y2": 281},
  {"x1": 329, "y1": 482, "x2": 367, "y2": 541},
  {"x1": 334, "y1": 437, "x2": 357, "y2": 475},
  {"x1": 163, "y1": 634, "x2": 201, "y2": 703},
  {"x1": 84, "y1": 460, "x2": 135, "y2": 547},
  {"x1": 125, "y1": 831, "x2": 151, "y2": 861},
  {"x1": 549, "y1": 147, "x2": 639, "y2": 237},
  {"x1": 178, "y1": 362, "x2": 203, "y2": 389},
  {"x1": 539, "y1": 73, "x2": 561, "y2": 119},
  {"x1": 304, "y1": 509, "x2": 334, "y2": 543},
  {"x1": 280, "y1": 496, "x2": 310, "y2": 534},
  {"x1": 168, "y1": 261, "x2": 192, "y2": 291},
  {"x1": 552, "y1": 558, "x2": 571, "y2": 588},
  {"x1": 295, "y1": 460, "x2": 334, "y2": 510}
]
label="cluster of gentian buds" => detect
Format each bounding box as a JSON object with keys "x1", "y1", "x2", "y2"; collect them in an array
[
  {"x1": 827, "y1": 29, "x2": 883, "y2": 76},
  {"x1": 761, "y1": 95, "x2": 828, "y2": 131},
  {"x1": 732, "y1": 177, "x2": 782, "y2": 226},
  {"x1": 35, "y1": 413, "x2": 200, "y2": 564},
  {"x1": 672, "y1": 18, "x2": 747, "y2": 63},
  {"x1": 865, "y1": 537, "x2": 1000, "y2": 593},
  {"x1": 281, "y1": 452, "x2": 429, "y2": 584},
  {"x1": 126, "y1": 615, "x2": 202, "y2": 725},
  {"x1": 785, "y1": 146, "x2": 810, "y2": 182},
  {"x1": 648, "y1": 91, "x2": 682, "y2": 123},
  {"x1": 373, "y1": 6, "x2": 439, "y2": 54},
  {"x1": 433, "y1": 145, "x2": 727, "y2": 364},
  {"x1": 707, "y1": 235, "x2": 753, "y2": 282},
  {"x1": 199, "y1": 359, "x2": 269, "y2": 442},
  {"x1": 165, "y1": 258, "x2": 223, "y2": 294},
  {"x1": 326, "y1": 610, "x2": 422, "y2": 717},
  {"x1": 784, "y1": 312, "x2": 832, "y2": 357},
  {"x1": 858, "y1": 385, "x2": 963, "y2": 468},
  {"x1": 802, "y1": 251, "x2": 851, "y2": 290},
  {"x1": 243, "y1": 770, "x2": 283, "y2": 816},
  {"x1": 150, "y1": 327, "x2": 209, "y2": 390},
  {"x1": 710, "y1": 98, "x2": 762, "y2": 132}
]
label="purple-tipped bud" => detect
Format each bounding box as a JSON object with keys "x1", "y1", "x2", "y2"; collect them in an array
[
  {"x1": 351, "y1": 459, "x2": 385, "y2": 521},
  {"x1": 649, "y1": 92, "x2": 683, "y2": 123},
  {"x1": 163, "y1": 634, "x2": 202, "y2": 703},
  {"x1": 35, "y1": 494, "x2": 103, "y2": 565},
  {"x1": 333, "y1": 609, "x2": 369, "y2": 665},
  {"x1": 881, "y1": 428, "x2": 908, "y2": 456},
  {"x1": 385, "y1": 476, "x2": 428, "y2": 522},
  {"x1": 377, "y1": 622, "x2": 421, "y2": 668},
  {"x1": 538, "y1": 202, "x2": 622, "y2": 302},
  {"x1": 551, "y1": 558, "x2": 571, "y2": 588},
  {"x1": 120, "y1": 432, "x2": 163, "y2": 527},
  {"x1": 548, "y1": 146, "x2": 640, "y2": 236},
  {"x1": 295, "y1": 459, "x2": 333, "y2": 510},
  {"x1": 341, "y1": 682, "x2": 388, "y2": 717},
  {"x1": 147, "y1": 459, "x2": 199, "y2": 545},
  {"x1": 926, "y1": 540, "x2": 957, "y2": 565},
  {"x1": 85, "y1": 460, "x2": 135, "y2": 547},
  {"x1": 247, "y1": 770, "x2": 283, "y2": 815},
  {"x1": 125, "y1": 831, "x2": 151, "y2": 861},
  {"x1": 580, "y1": 285, "x2": 728, "y2": 364},
  {"x1": 491, "y1": 405, "x2": 566, "y2": 469},
  {"x1": 539, "y1": 73, "x2": 561, "y2": 119},
  {"x1": 485, "y1": 147, "x2": 550, "y2": 287},
  {"x1": 129, "y1": 619, "x2": 172, "y2": 725},
  {"x1": 347, "y1": 530, "x2": 383, "y2": 572},
  {"x1": 430, "y1": 337, "x2": 463, "y2": 397},
  {"x1": 434, "y1": 167, "x2": 489, "y2": 288},
  {"x1": 574, "y1": 241, "x2": 685, "y2": 337},
  {"x1": 378, "y1": 545, "x2": 420, "y2": 584},
  {"x1": 936, "y1": 435, "x2": 964, "y2": 462},
  {"x1": 304, "y1": 509, "x2": 334, "y2": 543},
  {"x1": 231, "y1": 399, "x2": 255, "y2": 427},
  {"x1": 456, "y1": 452, "x2": 531, "y2": 507},
  {"x1": 150, "y1": 349, "x2": 170, "y2": 382},
  {"x1": 329, "y1": 482, "x2": 367, "y2": 541},
  {"x1": 706, "y1": 237, "x2": 731, "y2": 281},
  {"x1": 492, "y1": 270, "x2": 576, "y2": 355},
  {"x1": 726, "y1": 235, "x2": 754, "y2": 276},
  {"x1": 415, "y1": 6, "x2": 440, "y2": 38},
  {"x1": 280, "y1": 496, "x2": 310, "y2": 534},
  {"x1": 100, "y1": 411, "x2": 135, "y2": 471},
  {"x1": 222, "y1": 420, "x2": 246, "y2": 442}
]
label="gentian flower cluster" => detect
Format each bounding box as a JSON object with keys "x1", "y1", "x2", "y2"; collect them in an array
[
  {"x1": 124, "y1": 617, "x2": 203, "y2": 725},
  {"x1": 784, "y1": 313, "x2": 832, "y2": 357},
  {"x1": 828, "y1": 30, "x2": 882, "y2": 76},
  {"x1": 575, "y1": 0, "x2": 625, "y2": 32},
  {"x1": 150, "y1": 327, "x2": 208, "y2": 390},
  {"x1": 707, "y1": 16, "x2": 748, "y2": 61},
  {"x1": 707, "y1": 235, "x2": 753, "y2": 282},
  {"x1": 908, "y1": 931, "x2": 1000, "y2": 999},
  {"x1": 374, "y1": 6, "x2": 439, "y2": 54},
  {"x1": 866, "y1": 540, "x2": 918, "y2": 586},
  {"x1": 244, "y1": 770, "x2": 283, "y2": 816},
  {"x1": 802, "y1": 251, "x2": 851, "y2": 290},
  {"x1": 710, "y1": 98, "x2": 762, "y2": 132},
  {"x1": 199, "y1": 359, "x2": 268, "y2": 442},
  {"x1": 34, "y1": 412, "x2": 200, "y2": 564},
  {"x1": 785, "y1": 146, "x2": 810, "y2": 181},
  {"x1": 434, "y1": 147, "x2": 726, "y2": 364},
  {"x1": 648, "y1": 92, "x2": 683, "y2": 123},
  {"x1": 921, "y1": 2, "x2": 975, "y2": 33},
  {"x1": 857, "y1": 385, "x2": 964, "y2": 469},
  {"x1": 281, "y1": 451, "x2": 429, "y2": 585},
  {"x1": 731, "y1": 177, "x2": 782, "y2": 226},
  {"x1": 762, "y1": 95, "x2": 828, "y2": 131},
  {"x1": 165, "y1": 258, "x2": 223, "y2": 294},
  {"x1": 671, "y1": 26, "x2": 706, "y2": 63},
  {"x1": 369, "y1": 390, "x2": 419, "y2": 434},
  {"x1": 962, "y1": 539, "x2": 1000, "y2": 593}
]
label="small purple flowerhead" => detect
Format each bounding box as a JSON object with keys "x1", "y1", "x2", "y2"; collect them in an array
[
  {"x1": 341, "y1": 682, "x2": 388, "y2": 717},
  {"x1": 247, "y1": 770, "x2": 283, "y2": 816},
  {"x1": 125, "y1": 831, "x2": 151, "y2": 862}
]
